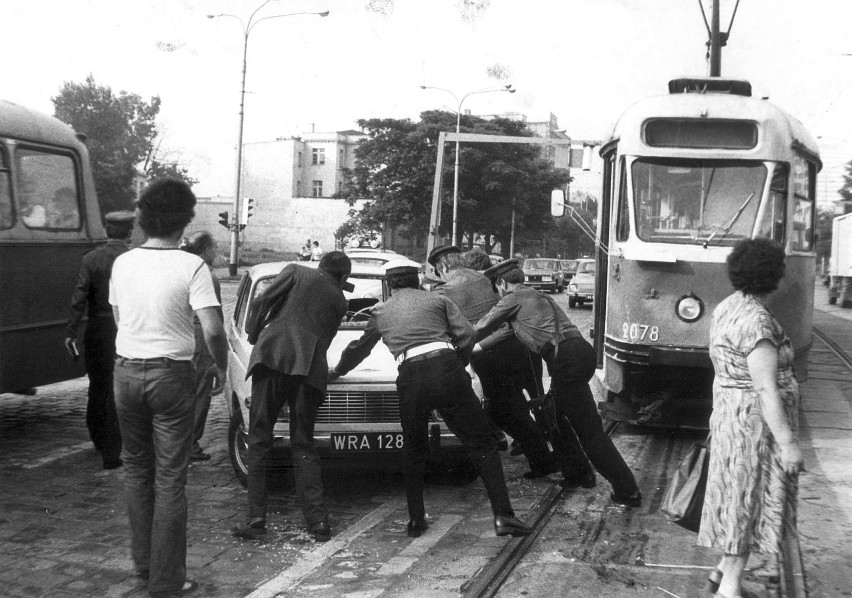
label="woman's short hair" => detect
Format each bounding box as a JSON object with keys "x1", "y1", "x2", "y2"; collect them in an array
[
  {"x1": 726, "y1": 237, "x2": 786, "y2": 295},
  {"x1": 387, "y1": 272, "x2": 420, "y2": 290},
  {"x1": 136, "y1": 179, "x2": 196, "y2": 238},
  {"x1": 182, "y1": 231, "x2": 215, "y2": 256},
  {"x1": 462, "y1": 247, "x2": 492, "y2": 271}
]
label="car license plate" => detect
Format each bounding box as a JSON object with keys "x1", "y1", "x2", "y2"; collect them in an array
[{"x1": 330, "y1": 432, "x2": 405, "y2": 452}]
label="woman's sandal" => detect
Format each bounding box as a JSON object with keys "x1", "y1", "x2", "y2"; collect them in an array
[{"x1": 704, "y1": 568, "x2": 723, "y2": 594}]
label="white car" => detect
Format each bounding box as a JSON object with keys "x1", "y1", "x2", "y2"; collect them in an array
[
  {"x1": 567, "y1": 259, "x2": 595, "y2": 308},
  {"x1": 223, "y1": 261, "x2": 467, "y2": 486}
]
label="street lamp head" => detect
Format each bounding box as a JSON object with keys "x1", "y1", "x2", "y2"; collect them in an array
[
  {"x1": 420, "y1": 85, "x2": 427, "y2": 89},
  {"x1": 318, "y1": 11, "x2": 330, "y2": 17}
]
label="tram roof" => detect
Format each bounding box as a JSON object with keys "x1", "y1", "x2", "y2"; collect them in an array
[
  {"x1": 0, "y1": 99, "x2": 86, "y2": 149},
  {"x1": 601, "y1": 80, "x2": 821, "y2": 169}
]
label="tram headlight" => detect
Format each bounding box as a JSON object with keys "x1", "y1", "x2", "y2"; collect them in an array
[{"x1": 675, "y1": 294, "x2": 704, "y2": 322}]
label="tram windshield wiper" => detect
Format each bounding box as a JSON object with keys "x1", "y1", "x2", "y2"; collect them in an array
[{"x1": 703, "y1": 192, "x2": 755, "y2": 247}]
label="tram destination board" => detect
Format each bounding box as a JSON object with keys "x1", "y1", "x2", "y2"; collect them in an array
[{"x1": 330, "y1": 432, "x2": 405, "y2": 452}]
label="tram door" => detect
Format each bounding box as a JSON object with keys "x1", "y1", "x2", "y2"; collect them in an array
[{"x1": 593, "y1": 150, "x2": 617, "y2": 367}]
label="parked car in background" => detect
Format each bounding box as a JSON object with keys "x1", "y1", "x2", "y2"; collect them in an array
[
  {"x1": 559, "y1": 259, "x2": 579, "y2": 282},
  {"x1": 522, "y1": 257, "x2": 565, "y2": 293},
  {"x1": 223, "y1": 261, "x2": 467, "y2": 487},
  {"x1": 343, "y1": 247, "x2": 400, "y2": 267},
  {"x1": 567, "y1": 258, "x2": 595, "y2": 308}
]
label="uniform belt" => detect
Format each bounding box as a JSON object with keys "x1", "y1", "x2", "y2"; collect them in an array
[{"x1": 397, "y1": 341, "x2": 454, "y2": 364}]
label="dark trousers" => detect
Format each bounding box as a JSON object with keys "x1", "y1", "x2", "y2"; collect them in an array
[
  {"x1": 471, "y1": 337, "x2": 553, "y2": 471},
  {"x1": 190, "y1": 336, "x2": 215, "y2": 452},
  {"x1": 546, "y1": 337, "x2": 639, "y2": 496},
  {"x1": 397, "y1": 350, "x2": 514, "y2": 522},
  {"x1": 84, "y1": 317, "x2": 122, "y2": 464},
  {"x1": 247, "y1": 366, "x2": 326, "y2": 527},
  {"x1": 114, "y1": 357, "x2": 195, "y2": 595}
]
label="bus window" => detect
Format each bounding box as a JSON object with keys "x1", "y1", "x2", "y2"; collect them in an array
[
  {"x1": 632, "y1": 158, "x2": 766, "y2": 245},
  {"x1": 17, "y1": 148, "x2": 81, "y2": 230},
  {"x1": 0, "y1": 147, "x2": 11, "y2": 229},
  {"x1": 756, "y1": 163, "x2": 787, "y2": 242},
  {"x1": 791, "y1": 156, "x2": 815, "y2": 252}
]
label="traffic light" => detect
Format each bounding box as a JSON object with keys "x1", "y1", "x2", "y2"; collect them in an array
[
  {"x1": 218, "y1": 211, "x2": 229, "y2": 229},
  {"x1": 241, "y1": 197, "x2": 255, "y2": 224}
]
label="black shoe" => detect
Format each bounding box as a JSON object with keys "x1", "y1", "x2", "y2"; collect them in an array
[
  {"x1": 407, "y1": 519, "x2": 429, "y2": 538},
  {"x1": 497, "y1": 438, "x2": 509, "y2": 451},
  {"x1": 231, "y1": 517, "x2": 267, "y2": 540},
  {"x1": 310, "y1": 521, "x2": 331, "y2": 542},
  {"x1": 509, "y1": 442, "x2": 524, "y2": 457},
  {"x1": 523, "y1": 460, "x2": 561, "y2": 479},
  {"x1": 149, "y1": 579, "x2": 198, "y2": 597},
  {"x1": 103, "y1": 459, "x2": 123, "y2": 470},
  {"x1": 610, "y1": 490, "x2": 642, "y2": 507},
  {"x1": 559, "y1": 472, "x2": 596, "y2": 489},
  {"x1": 494, "y1": 515, "x2": 532, "y2": 537},
  {"x1": 190, "y1": 450, "x2": 211, "y2": 462}
]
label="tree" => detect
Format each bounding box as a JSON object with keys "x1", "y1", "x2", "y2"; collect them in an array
[
  {"x1": 146, "y1": 158, "x2": 198, "y2": 188},
  {"x1": 340, "y1": 111, "x2": 570, "y2": 254},
  {"x1": 52, "y1": 75, "x2": 162, "y2": 213}
]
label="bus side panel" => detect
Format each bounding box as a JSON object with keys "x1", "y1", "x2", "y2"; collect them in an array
[{"x1": 0, "y1": 241, "x2": 97, "y2": 392}]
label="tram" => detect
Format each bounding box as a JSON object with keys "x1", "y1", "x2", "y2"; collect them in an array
[
  {"x1": 0, "y1": 99, "x2": 105, "y2": 394},
  {"x1": 589, "y1": 77, "x2": 820, "y2": 427}
]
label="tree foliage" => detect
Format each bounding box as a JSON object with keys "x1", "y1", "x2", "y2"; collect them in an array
[
  {"x1": 52, "y1": 75, "x2": 195, "y2": 214},
  {"x1": 146, "y1": 158, "x2": 198, "y2": 188},
  {"x1": 341, "y1": 111, "x2": 571, "y2": 255}
]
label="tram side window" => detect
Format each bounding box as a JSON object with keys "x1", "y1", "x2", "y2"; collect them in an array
[
  {"x1": 0, "y1": 148, "x2": 11, "y2": 230},
  {"x1": 756, "y1": 164, "x2": 788, "y2": 242},
  {"x1": 791, "y1": 156, "x2": 815, "y2": 252},
  {"x1": 17, "y1": 149, "x2": 81, "y2": 230},
  {"x1": 615, "y1": 159, "x2": 629, "y2": 241}
]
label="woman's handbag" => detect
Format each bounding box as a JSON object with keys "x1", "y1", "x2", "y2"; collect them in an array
[{"x1": 660, "y1": 437, "x2": 710, "y2": 533}]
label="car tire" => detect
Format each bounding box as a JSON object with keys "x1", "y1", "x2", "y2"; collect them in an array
[
  {"x1": 568, "y1": 297, "x2": 577, "y2": 308},
  {"x1": 228, "y1": 410, "x2": 250, "y2": 488}
]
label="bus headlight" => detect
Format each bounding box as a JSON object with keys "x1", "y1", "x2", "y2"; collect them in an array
[{"x1": 675, "y1": 294, "x2": 704, "y2": 322}]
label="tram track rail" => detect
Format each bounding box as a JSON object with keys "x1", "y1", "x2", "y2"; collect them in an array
[{"x1": 462, "y1": 420, "x2": 622, "y2": 598}]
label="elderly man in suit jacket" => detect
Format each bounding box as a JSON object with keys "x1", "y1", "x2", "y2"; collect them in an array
[{"x1": 232, "y1": 251, "x2": 352, "y2": 542}]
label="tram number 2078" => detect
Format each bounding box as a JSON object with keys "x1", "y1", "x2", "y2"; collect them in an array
[{"x1": 622, "y1": 323, "x2": 660, "y2": 342}]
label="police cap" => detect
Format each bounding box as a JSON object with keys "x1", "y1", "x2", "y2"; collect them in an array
[
  {"x1": 382, "y1": 258, "x2": 422, "y2": 278},
  {"x1": 104, "y1": 210, "x2": 136, "y2": 228},
  {"x1": 427, "y1": 244, "x2": 461, "y2": 267},
  {"x1": 483, "y1": 258, "x2": 521, "y2": 281}
]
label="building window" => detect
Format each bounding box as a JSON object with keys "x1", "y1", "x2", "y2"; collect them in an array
[
  {"x1": 312, "y1": 148, "x2": 325, "y2": 165},
  {"x1": 296, "y1": 180, "x2": 302, "y2": 196},
  {"x1": 312, "y1": 180, "x2": 323, "y2": 197},
  {"x1": 297, "y1": 152, "x2": 303, "y2": 167}
]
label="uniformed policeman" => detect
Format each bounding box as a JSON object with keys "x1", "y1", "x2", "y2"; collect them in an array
[
  {"x1": 329, "y1": 259, "x2": 532, "y2": 538},
  {"x1": 427, "y1": 245, "x2": 559, "y2": 479},
  {"x1": 475, "y1": 259, "x2": 642, "y2": 506},
  {"x1": 65, "y1": 210, "x2": 135, "y2": 469}
]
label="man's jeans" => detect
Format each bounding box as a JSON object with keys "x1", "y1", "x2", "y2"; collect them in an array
[{"x1": 114, "y1": 357, "x2": 195, "y2": 595}]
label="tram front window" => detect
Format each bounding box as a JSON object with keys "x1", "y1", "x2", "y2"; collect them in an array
[{"x1": 631, "y1": 158, "x2": 767, "y2": 245}]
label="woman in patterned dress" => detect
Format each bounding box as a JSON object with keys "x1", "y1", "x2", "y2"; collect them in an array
[{"x1": 698, "y1": 238, "x2": 805, "y2": 598}]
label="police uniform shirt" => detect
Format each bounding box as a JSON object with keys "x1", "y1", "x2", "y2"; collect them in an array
[
  {"x1": 335, "y1": 287, "x2": 474, "y2": 375},
  {"x1": 66, "y1": 239, "x2": 129, "y2": 337},
  {"x1": 436, "y1": 267, "x2": 515, "y2": 344},
  {"x1": 474, "y1": 284, "x2": 581, "y2": 355}
]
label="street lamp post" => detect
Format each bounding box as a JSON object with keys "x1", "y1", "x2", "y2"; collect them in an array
[
  {"x1": 209, "y1": 2, "x2": 329, "y2": 276},
  {"x1": 420, "y1": 84, "x2": 515, "y2": 247}
]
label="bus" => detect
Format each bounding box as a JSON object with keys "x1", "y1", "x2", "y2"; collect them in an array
[{"x1": 0, "y1": 99, "x2": 106, "y2": 394}]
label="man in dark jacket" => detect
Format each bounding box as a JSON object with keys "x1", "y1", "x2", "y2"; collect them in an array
[
  {"x1": 232, "y1": 252, "x2": 352, "y2": 542},
  {"x1": 64, "y1": 210, "x2": 135, "y2": 469}
]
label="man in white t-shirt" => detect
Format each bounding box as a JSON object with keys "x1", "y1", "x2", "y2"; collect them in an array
[
  {"x1": 110, "y1": 179, "x2": 228, "y2": 598},
  {"x1": 310, "y1": 240, "x2": 324, "y2": 261}
]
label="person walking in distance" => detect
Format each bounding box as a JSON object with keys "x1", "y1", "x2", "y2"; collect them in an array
[
  {"x1": 329, "y1": 260, "x2": 532, "y2": 539},
  {"x1": 475, "y1": 259, "x2": 641, "y2": 505},
  {"x1": 110, "y1": 179, "x2": 228, "y2": 597},
  {"x1": 181, "y1": 231, "x2": 223, "y2": 462},
  {"x1": 428, "y1": 245, "x2": 560, "y2": 480},
  {"x1": 231, "y1": 252, "x2": 353, "y2": 542},
  {"x1": 65, "y1": 210, "x2": 135, "y2": 470}
]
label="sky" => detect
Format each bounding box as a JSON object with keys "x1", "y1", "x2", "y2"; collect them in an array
[{"x1": 3, "y1": 0, "x2": 852, "y2": 204}]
